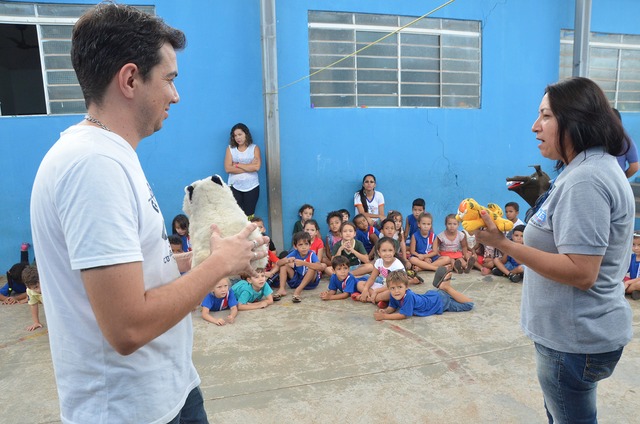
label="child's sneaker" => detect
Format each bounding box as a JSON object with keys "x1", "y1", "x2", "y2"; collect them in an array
[
  {"x1": 508, "y1": 273, "x2": 522, "y2": 283},
  {"x1": 351, "y1": 292, "x2": 361, "y2": 301},
  {"x1": 377, "y1": 301, "x2": 388, "y2": 309},
  {"x1": 491, "y1": 267, "x2": 504, "y2": 277}
]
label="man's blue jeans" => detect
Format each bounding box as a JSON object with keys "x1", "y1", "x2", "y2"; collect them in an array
[
  {"x1": 535, "y1": 343, "x2": 623, "y2": 424},
  {"x1": 167, "y1": 386, "x2": 209, "y2": 424}
]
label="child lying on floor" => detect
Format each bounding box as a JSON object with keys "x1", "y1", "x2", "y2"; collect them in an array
[{"x1": 373, "y1": 268, "x2": 474, "y2": 321}]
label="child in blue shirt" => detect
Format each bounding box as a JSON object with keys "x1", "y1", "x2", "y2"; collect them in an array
[
  {"x1": 404, "y1": 198, "x2": 425, "y2": 247},
  {"x1": 491, "y1": 225, "x2": 526, "y2": 283},
  {"x1": 374, "y1": 268, "x2": 473, "y2": 321},
  {"x1": 354, "y1": 213, "x2": 380, "y2": 257},
  {"x1": 232, "y1": 268, "x2": 277, "y2": 310},
  {"x1": 1, "y1": 262, "x2": 28, "y2": 305},
  {"x1": 320, "y1": 256, "x2": 364, "y2": 301},
  {"x1": 201, "y1": 278, "x2": 238, "y2": 325},
  {"x1": 623, "y1": 233, "x2": 640, "y2": 300},
  {"x1": 276, "y1": 231, "x2": 324, "y2": 303}
]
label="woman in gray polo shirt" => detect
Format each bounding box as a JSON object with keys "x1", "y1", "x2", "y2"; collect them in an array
[{"x1": 476, "y1": 77, "x2": 633, "y2": 423}]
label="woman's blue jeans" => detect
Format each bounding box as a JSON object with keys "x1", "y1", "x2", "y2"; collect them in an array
[{"x1": 535, "y1": 343, "x2": 623, "y2": 424}]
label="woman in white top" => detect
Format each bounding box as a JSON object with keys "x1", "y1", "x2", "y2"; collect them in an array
[
  {"x1": 354, "y1": 174, "x2": 385, "y2": 227},
  {"x1": 224, "y1": 123, "x2": 261, "y2": 217}
]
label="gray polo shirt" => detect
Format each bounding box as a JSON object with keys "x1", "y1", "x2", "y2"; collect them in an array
[{"x1": 522, "y1": 147, "x2": 633, "y2": 354}]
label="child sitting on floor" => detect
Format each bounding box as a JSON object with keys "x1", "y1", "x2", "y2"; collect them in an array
[
  {"x1": 491, "y1": 225, "x2": 525, "y2": 283},
  {"x1": 276, "y1": 231, "x2": 324, "y2": 302},
  {"x1": 322, "y1": 211, "x2": 343, "y2": 274},
  {"x1": 373, "y1": 268, "x2": 474, "y2": 321},
  {"x1": 354, "y1": 213, "x2": 380, "y2": 258},
  {"x1": 23, "y1": 264, "x2": 44, "y2": 331},
  {"x1": 436, "y1": 214, "x2": 474, "y2": 274},
  {"x1": 232, "y1": 268, "x2": 277, "y2": 310},
  {"x1": 1, "y1": 262, "x2": 28, "y2": 305},
  {"x1": 404, "y1": 198, "x2": 425, "y2": 247},
  {"x1": 358, "y1": 237, "x2": 406, "y2": 306},
  {"x1": 304, "y1": 219, "x2": 326, "y2": 268},
  {"x1": 387, "y1": 210, "x2": 405, "y2": 243},
  {"x1": 624, "y1": 232, "x2": 640, "y2": 300},
  {"x1": 201, "y1": 278, "x2": 238, "y2": 325},
  {"x1": 292, "y1": 204, "x2": 314, "y2": 243},
  {"x1": 169, "y1": 234, "x2": 192, "y2": 274},
  {"x1": 379, "y1": 218, "x2": 409, "y2": 268},
  {"x1": 320, "y1": 256, "x2": 364, "y2": 301},
  {"x1": 330, "y1": 221, "x2": 370, "y2": 278},
  {"x1": 338, "y1": 208, "x2": 350, "y2": 223},
  {"x1": 250, "y1": 216, "x2": 280, "y2": 283},
  {"x1": 409, "y1": 212, "x2": 453, "y2": 272}
]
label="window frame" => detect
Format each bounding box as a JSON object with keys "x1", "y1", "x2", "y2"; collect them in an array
[
  {"x1": 0, "y1": 2, "x2": 154, "y2": 117},
  {"x1": 560, "y1": 29, "x2": 640, "y2": 112},
  {"x1": 308, "y1": 10, "x2": 482, "y2": 109}
]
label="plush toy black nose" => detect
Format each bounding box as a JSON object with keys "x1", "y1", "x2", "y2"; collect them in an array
[{"x1": 211, "y1": 175, "x2": 223, "y2": 186}]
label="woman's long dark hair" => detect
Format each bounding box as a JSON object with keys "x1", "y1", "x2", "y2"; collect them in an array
[
  {"x1": 358, "y1": 174, "x2": 376, "y2": 214},
  {"x1": 545, "y1": 77, "x2": 630, "y2": 170}
]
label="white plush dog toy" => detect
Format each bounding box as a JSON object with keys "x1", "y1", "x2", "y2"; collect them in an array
[{"x1": 183, "y1": 175, "x2": 267, "y2": 270}]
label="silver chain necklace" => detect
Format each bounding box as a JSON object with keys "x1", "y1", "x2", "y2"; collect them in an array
[{"x1": 84, "y1": 114, "x2": 112, "y2": 132}]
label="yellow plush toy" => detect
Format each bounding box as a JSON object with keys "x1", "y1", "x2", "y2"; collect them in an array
[{"x1": 455, "y1": 198, "x2": 514, "y2": 232}]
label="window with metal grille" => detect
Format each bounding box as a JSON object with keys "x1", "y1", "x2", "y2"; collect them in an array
[
  {"x1": 0, "y1": 2, "x2": 154, "y2": 116},
  {"x1": 308, "y1": 10, "x2": 481, "y2": 109},
  {"x1": 560, "y1": 29, "x2": 640, "y2": 112}
]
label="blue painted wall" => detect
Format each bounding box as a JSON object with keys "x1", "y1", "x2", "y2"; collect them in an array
[{"x1": 1, "y1": 0, "x2": 639, "y2": 273}]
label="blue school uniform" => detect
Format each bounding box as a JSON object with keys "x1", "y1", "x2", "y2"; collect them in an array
[
  {"x1": 405, "y1": 215, "x2": 419, "y2": 245},
  {"x1": 201, "y1": 290, "x2": 238, "y2": 311},
  {"x1": 327, "y1": 273, "x2": 361, "y2": 294},
  {"x1": 628, "y1": 253, "x2": 640, "y2": 279},
  {"x1": 412, "y1": 230, "x2": 439, "y2": 260},
  {"x1": 285, "y1": 250, "x2": 321, "y2": 289},
  {"x1": 355, "y1": 225, "x2": 380, "y2": 252},
  {"x1": 390, "y1": 289, "x2": 443, "y2": 317}
]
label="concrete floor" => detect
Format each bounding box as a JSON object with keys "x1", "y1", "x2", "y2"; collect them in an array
[{"x1": 1, "y1": 271, "x2": 639, "y2": 423}]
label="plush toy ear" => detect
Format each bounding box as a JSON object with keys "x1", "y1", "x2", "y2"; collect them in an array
[{"x1": 211, "y1": 175, "x2": 224, "y2": 186}]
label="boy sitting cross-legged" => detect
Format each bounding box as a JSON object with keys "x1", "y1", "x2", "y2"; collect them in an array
[
  {"x1": 276, "y1": 231, "x2": 324, "y2": 303},
  {"x1": 320, "y1": 256, "x2": 365, "y2": 301}
]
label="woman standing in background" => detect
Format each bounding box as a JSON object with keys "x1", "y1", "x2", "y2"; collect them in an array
[{"x1": 225, "y1": 123, "x2": 261, "y2": 218}]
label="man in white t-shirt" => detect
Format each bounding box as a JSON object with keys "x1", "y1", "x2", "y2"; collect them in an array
[{"x1": 30, "y1": 4, "x2": 267, "y2": 423}]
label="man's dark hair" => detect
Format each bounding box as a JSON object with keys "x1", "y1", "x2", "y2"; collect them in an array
[{"x1": 71, "y1": 2, "x2": 186, "y2": 107}]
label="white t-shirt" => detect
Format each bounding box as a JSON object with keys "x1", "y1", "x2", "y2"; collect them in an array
[
  {"x1": 353, "y1": 190, "x2": 385, "y2": 218},
  {"x1": 31, "y1": 125, "x2": 199, "y2": 423}
]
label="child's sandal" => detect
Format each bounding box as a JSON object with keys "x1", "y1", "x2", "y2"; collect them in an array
[{"x1": 292, "y1": 295, "x2": 302, "y2": 303}]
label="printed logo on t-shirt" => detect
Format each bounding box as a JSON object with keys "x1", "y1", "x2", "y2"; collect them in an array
[{"x1": 530, "y1": 207, "x2": 547, "y2": 227}]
